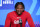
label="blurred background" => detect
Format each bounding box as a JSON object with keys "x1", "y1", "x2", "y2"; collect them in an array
[{"x1": 0, "y1": 0, "x2": 40, "y2": 27}]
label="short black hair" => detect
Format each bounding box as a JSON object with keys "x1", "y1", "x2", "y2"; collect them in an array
[{"x1": 15, "y1": 2, "x2": 25, "y2": 9}]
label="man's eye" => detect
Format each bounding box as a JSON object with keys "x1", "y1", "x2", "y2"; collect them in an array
[
  {"x1": 17, "y1": 8, "x2": 19, "y2": 9},
  {"x1": 20, "y1": 8, "x2": 23, "y2": 9}
]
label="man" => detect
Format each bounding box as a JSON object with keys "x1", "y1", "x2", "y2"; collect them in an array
[{"x1": 5, "y1": 2, "x2": 35, "y2": 27}]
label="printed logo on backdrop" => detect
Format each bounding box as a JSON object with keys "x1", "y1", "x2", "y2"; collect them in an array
[{"x1": 0, "y1": 0, "x2": 14, "y2": 9}]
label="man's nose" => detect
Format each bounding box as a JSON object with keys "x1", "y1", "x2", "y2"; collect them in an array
[{"x1": 18, "y1": 9, "x2": 21, "y2": 10}]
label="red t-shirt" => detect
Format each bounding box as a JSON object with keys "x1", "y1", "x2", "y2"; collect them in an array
[{"x1": 5, "y1": 11, "x2": 35, "y2": 27}]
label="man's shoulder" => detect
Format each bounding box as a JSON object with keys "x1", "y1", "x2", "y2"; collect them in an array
[
  {"x1": 24, "y1": 11, "x2": 29, "y2": 14},
  {"x1": 7, "y1": 11, "x2": 15, "y2": 15},
  {"x1": 24, "y1": 11, "x2": 30, "y2": 15},
  {"x1": 24, "y1": 11, "x2": 31, "y2": 17}
]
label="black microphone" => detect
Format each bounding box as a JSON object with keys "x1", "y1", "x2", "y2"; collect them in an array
[{"x1": 19, "y1": 18, "x2": 22, "y2": 27}]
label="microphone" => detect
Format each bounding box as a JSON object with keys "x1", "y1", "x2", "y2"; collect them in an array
[{"x1": 19, "y1": 18, "x2": 22, "y2": 27}]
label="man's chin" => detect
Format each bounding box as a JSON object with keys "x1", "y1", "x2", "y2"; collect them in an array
[{"x1": 17, "y1": 13, "x2": 22, "y2": 15}]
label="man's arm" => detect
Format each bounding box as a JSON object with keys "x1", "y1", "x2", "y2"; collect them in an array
[
  {"x1": 27, "y1": 12, "x2": 35, "y2": 27},
  {"x1": 4, "y1": 13, "x2": 11, "y2": 27}
]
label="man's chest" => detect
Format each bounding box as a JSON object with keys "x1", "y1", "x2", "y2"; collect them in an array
[{"x1": 10, "y1": 15, "x2": 27, "y2": 24}]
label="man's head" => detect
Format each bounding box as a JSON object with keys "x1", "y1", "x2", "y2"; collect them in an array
[{"x1": 15, "y1": 2, "x2": 25, "y2": 15}]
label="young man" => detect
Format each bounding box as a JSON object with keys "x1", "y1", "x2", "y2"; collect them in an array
[{"x1": 5, "y1": 2, "x2": 35, "y2": 27}]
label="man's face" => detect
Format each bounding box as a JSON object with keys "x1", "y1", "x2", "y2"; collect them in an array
[{"x1": 16, "y1": 5, "x2": 24, "y2": 15}]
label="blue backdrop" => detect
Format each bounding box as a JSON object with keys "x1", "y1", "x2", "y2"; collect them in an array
[{"x1": 0, "y1": 0, "x2": 40, "y2": 27}]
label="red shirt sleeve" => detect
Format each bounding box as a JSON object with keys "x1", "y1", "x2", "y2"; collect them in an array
[
  {"x1": 27, "y1": 12, "x2": 35, "y2": 27},
  {"x1": 4, "y1": 13, "x2": 11, "y2": 27}
]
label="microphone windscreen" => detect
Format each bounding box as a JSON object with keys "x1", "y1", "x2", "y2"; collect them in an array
[{"x1": 19, "y1": 19, "x2": 22, "y2": 24}]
